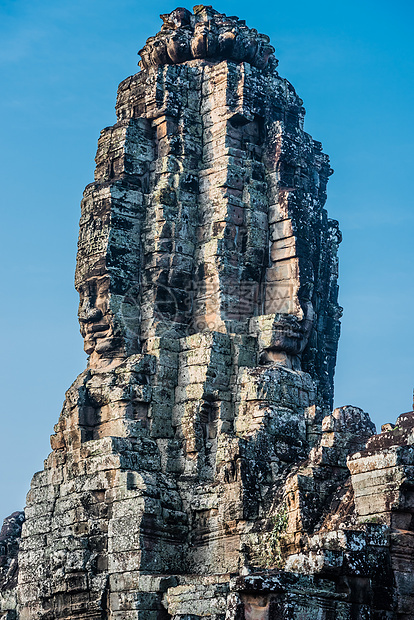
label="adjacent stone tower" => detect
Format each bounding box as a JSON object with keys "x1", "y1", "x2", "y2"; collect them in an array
[{"x1": 2, "y1": 6, "x2": 414, "y2": 620}]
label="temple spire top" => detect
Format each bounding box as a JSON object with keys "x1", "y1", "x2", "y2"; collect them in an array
[{"x1": 138, "y1": 5, "x2": 277, "y2": 70}]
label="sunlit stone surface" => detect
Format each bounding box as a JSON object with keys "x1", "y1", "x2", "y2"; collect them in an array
[{"x1": 1, "y1": 6, "x2": 414, "y2": 620}]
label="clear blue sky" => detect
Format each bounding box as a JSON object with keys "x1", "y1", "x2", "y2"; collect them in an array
[{"x1": 0, "y1": 0, "x2": 413, "y2": 520}]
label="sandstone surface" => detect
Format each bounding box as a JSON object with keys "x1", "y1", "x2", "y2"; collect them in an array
[{"x1": 1, "y1": 6, "x2": 414, "y2": 620}]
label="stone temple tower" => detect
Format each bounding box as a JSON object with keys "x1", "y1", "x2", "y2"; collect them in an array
[{"x1": 2, "y1": 6, "x2": 414, "y2": 620}]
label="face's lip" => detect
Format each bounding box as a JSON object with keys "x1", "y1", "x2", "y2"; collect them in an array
[
  {"x1": 83, "y1": 326, "x2": 111, "y2": 353},
  {"x1": 89, "y1": 323, "x2": 110, "y2": 333},
  {"x1": 84, "y1": 326, "x2": 110, "y2": 342}
]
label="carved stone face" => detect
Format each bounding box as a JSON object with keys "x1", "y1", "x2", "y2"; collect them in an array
[
  {"x1": 257, "y1": 302, "x2": 315, "y2": 366},
  {"x1": 139, "y1": 8, "x2": 275, "y2": 70},
  {"x1": 161, "y1": 7, "x2": 192, "y2": 30},
  {"x1": 78, "y1": 276, "x2": 122, "y2": 363}
]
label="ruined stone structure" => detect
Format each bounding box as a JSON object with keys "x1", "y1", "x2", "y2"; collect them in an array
[{"x1": 1, "y1": 6, "x2": 414, "y2": 620}]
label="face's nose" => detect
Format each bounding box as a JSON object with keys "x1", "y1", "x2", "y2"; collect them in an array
[{"x1": 78, "y1": 304, "x2": 103, "y2": 323}]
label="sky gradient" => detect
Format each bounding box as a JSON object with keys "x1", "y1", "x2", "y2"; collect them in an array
[{"x1": 0, "y1": 0, "x2": 413, "y2": 520}]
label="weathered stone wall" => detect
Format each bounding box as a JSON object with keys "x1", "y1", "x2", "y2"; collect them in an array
[
  {"x1": 75, "y1": 7, "x2": 342, "y2": 410},
  {"x1": 0, "y1": 512, "x2": 24, "y2": 620},
  {"x1": 2, "y1": 6, "x2": 414, "y2": 620}
]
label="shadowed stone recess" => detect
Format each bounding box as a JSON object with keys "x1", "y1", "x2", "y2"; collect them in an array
[{"x1": 2, "y1": 6, "x2": 414, "y2": 620}]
